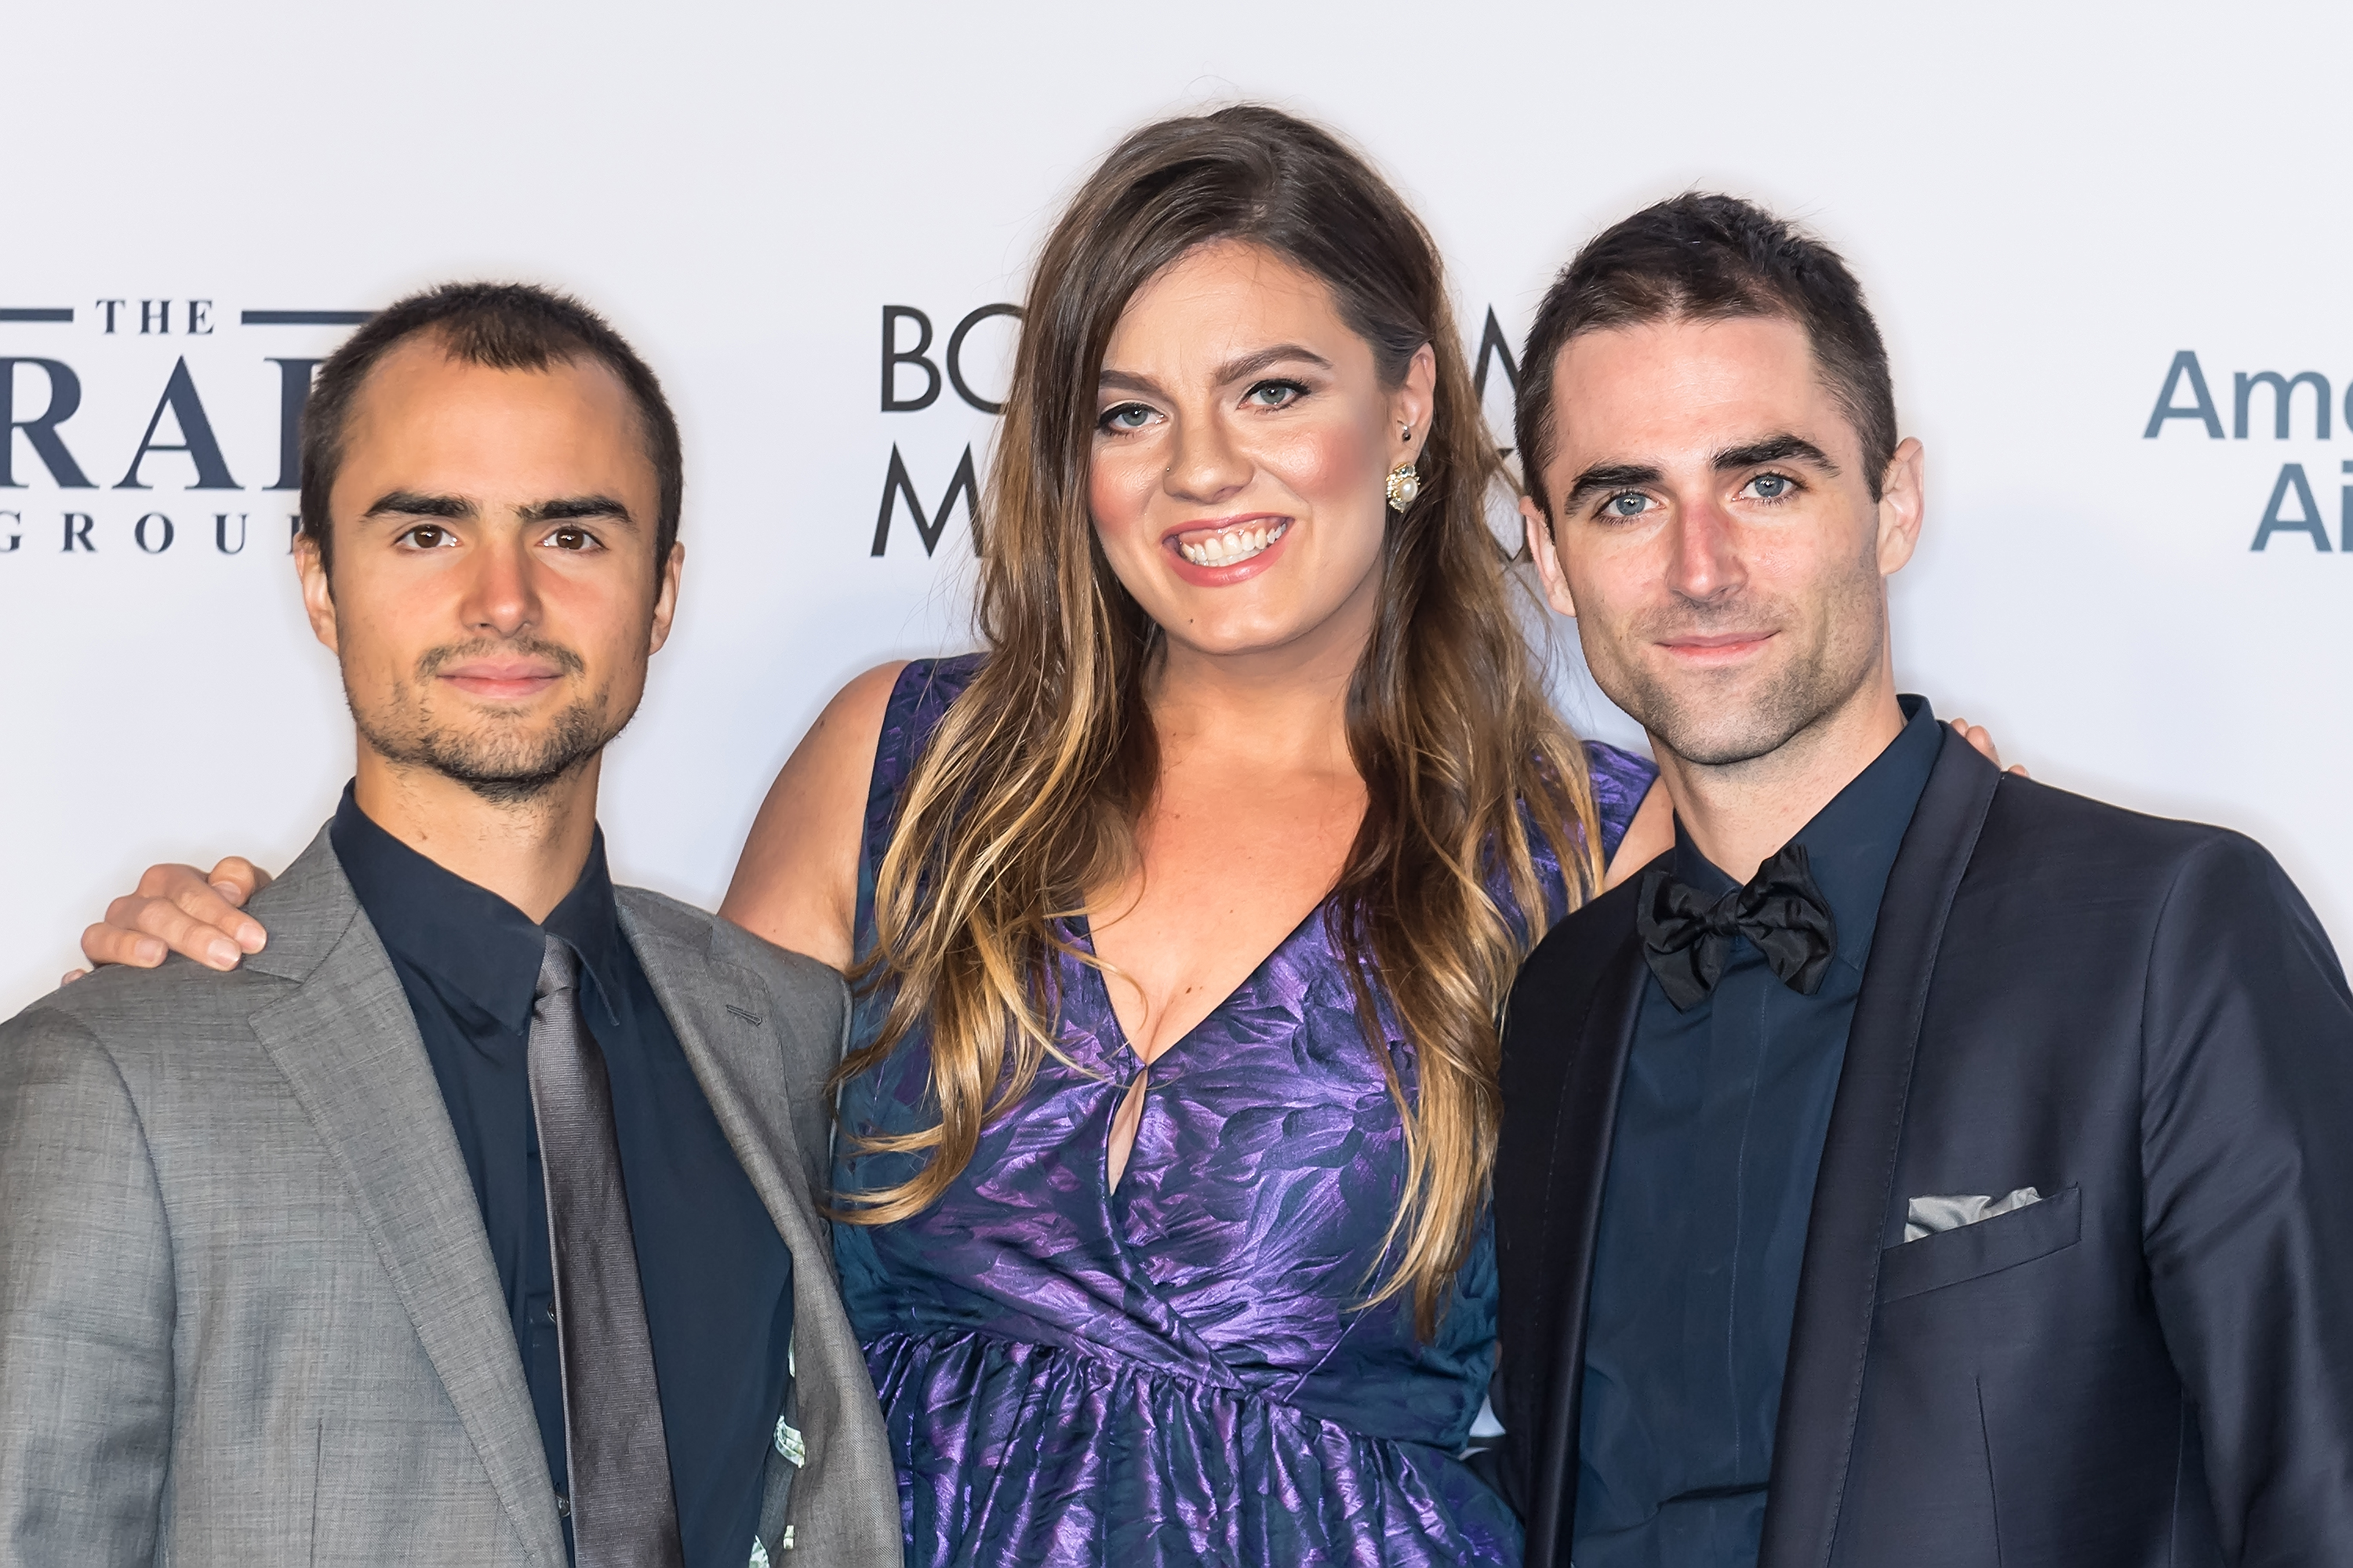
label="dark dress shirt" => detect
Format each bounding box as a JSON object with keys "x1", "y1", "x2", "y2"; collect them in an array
[
  {"x1": 331, "y1": 786, "x2": 795, "y2": 1568},
  {"x1": 1574, "y1": 697, "x2": 1944, "y2": 1568}
]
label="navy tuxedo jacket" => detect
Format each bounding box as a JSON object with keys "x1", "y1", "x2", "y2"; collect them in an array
[{"x1": 1493, "y1": 728, "x2": 2353, "y2": 1566}]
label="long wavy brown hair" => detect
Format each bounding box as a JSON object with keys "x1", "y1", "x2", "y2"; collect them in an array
[{"x1": 838, "y1": 104, "x2": 1606, "y2": 1335}]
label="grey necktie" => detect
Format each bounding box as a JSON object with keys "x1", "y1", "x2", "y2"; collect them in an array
[{"x1": 529, "y1": 935, "x2": 685, "y2": 1568}]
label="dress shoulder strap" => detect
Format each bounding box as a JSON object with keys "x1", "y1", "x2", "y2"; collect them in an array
[{"x1": 853, "y1": 653, "x2": 987, "y2": 954}]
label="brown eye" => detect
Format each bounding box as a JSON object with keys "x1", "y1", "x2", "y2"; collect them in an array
[
  {"x1": 547, "y1": 526, "x2": 596, "y2": 551},
  {"x1": 402, "y1": 524, "x2": 452, "y2": 549}
]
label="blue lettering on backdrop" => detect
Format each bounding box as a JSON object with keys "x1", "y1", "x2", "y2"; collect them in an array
[
  {"x1": 2146, "y1": 350, "x2": 2224, "y2": 438},
  {"x1": 2252, "y1": 463, "x2": 2331, "y2": 551},
  {"x1": 2234, "y1": 370, "x2": 2331, "y2": 440}
]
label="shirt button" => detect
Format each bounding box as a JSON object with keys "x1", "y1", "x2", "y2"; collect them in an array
[
  {"x1": 555, "y1": 1493, "x2": 571, "y2": 1519},
  {"x1": 540, "y1": 1303, "x2": 558, "y2": 1326}
]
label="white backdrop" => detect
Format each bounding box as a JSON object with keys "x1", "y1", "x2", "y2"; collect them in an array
[{"x1": 6, "y1": 1, "x2": 2350, "y2": 1013}]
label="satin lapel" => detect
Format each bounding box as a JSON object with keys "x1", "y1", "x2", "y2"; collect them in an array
[
  {"x1": 1527, "y1": 916, "x2": 1649, "y2": 1568},
  {"x1": 249, "y1": 905, "x2": 566, "y2": 1568},
  {"x1": 1758, "y1": 731, "x2": 2000, "y2": 1568}
]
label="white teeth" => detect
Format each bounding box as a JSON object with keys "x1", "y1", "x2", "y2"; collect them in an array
[{"x1": 1178, "y1": 520, "x2": 1289, "y2": 569}]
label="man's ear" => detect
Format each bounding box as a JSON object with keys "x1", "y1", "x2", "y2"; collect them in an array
[
  {"x1": 1875, "y1": 437, "x2": 1926, "y2": 577},
  {"x1": 646, "y1": 539, "x2": 685, "y2": 655},
  {"x1": 1521, "y1": 495, "x2": 1577, "y2": 617},
  {"x1": 294, "y1": 532, "x2": 339, "y2": 654}
]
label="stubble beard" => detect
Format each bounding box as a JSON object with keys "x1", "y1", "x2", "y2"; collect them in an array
[
  {"x1": 1594, "y1": 556, "x2": 1887, "y2": 773},
  {"x1": 351, "y1": 637, "x2": 631, "y2": 806}
]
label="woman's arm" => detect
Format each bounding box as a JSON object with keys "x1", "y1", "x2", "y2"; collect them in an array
[
  {"x1": 66, "y1": 662, "x2": 908, "y2": 984},
  {"x1": 719, "y1": 661, "x2": 906, "y2": 972}
]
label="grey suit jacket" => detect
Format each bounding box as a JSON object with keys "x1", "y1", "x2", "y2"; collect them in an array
[{"x1": 0, "y1": 829, "x2": 901, "y2": 1568}]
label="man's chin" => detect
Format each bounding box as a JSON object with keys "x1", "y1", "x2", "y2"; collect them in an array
[
  {"x1": 357, "y1": 709, "x2": 617, "y2": 806},
  {"x1": 1611, "y1": 669, "x2": 1815, "y2": 769}
]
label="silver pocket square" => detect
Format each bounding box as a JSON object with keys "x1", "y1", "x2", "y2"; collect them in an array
[{"x1": 1904, "y1": 1186, "x2": 2042, "y2": 1243}]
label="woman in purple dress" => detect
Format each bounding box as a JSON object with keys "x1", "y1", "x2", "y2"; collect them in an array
[{"x1": 723, "y1": 107, "x2": 1661, "y2": 1564}]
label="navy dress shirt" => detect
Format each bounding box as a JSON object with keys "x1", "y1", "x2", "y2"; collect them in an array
[
  {"x1": 332, "y1": 787, "x2": 795, "y2": 1567},
  {"x1": 1574, "y1": 698, "x2": 1944, "y2": 1568}
]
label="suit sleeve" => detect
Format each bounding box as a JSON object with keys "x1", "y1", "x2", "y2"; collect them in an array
[
  {"x1": 0, "y1": 1009, "x2": 174, "y2": 1566},
  {"x1": 2138, "y1": 834, "x2": 2353, "y2": 1559}
]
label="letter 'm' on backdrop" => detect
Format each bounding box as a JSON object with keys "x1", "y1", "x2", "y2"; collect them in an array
[{"x1": 4, "y1": 4, "x2": 2350, "y2": 1006}]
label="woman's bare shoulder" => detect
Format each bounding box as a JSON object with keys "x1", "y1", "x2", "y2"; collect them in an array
[{"x1": 721, "y1": 660, "x2": 910, "y2": 970}]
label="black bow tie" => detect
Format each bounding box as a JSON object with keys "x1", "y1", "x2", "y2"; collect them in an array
[{"x1": 1637, "y1": 842, "x2": 1839, "y2": 1011}]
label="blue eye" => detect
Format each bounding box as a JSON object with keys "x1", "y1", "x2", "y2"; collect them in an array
[
  {"x1": 1603, "y1": 493, "x2": 1650, "y2": 518},
  {"x1": 1099, "y1": 403, "x2": 1155, "y2": 432},
  {"x1": 1745, "y1": 472, "x2": 1794, "y2": 500},
  {"x1": 1245, "y1": 379, "x2": 1307, "y2": 409}
]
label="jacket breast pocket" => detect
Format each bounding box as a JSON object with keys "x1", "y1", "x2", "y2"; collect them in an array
[{"x1": 1876, "y1": 1184, "x2": 2082, "y2": 1304}]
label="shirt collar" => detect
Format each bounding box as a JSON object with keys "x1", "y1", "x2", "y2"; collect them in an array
[
  {"x1": 329, "y1": 782, "x2": 627, "y2": 1035},
  {"x1": 1671, "y1": 694, "x2": 1944, "y2": 967}
]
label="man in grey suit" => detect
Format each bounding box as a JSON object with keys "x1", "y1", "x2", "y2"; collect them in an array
[{"x1": 0, "y1": 284, "x2": 900, "y2": 1566}]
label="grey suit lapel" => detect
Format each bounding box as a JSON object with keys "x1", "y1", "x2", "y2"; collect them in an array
[
  {"x1": 619, "y1": 908, "x2": 829, "y2": 1275},
  {"x1": 618, "y1": 903, "x2": 858, "y2": 1553},
  {"x1": 246, "y1": 833, "x2": 566, "y2": 1568}
]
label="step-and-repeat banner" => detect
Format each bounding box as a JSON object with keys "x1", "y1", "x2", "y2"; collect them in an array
[{"x1": 5, "y1": 3, "x2": 2348, "y2": 1010}]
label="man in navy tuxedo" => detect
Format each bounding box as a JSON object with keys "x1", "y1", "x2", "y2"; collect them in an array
[{"x1": 1495, "y1": 194, "x2": 2353, "y2": 1566}]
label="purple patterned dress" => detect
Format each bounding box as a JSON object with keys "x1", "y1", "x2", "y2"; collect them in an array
[{"x1": 834, "y1": 657, "x2": 1657, "y2": 1566}]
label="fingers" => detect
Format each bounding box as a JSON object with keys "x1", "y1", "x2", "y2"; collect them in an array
[
  {"x1": 80, "y1": 916, "x2": 169, "y2": 970},
  {"x1": 82, "y1": 864, "x2": 261, "y2": 973},
  {"x1": 206, "y1": 856, "x2": 274, "y2": 907},
  {"x1": 61, "y1": 968, "x2": 89, "y2": 986},
  {"x1": 1948, "y1": 716, "x2": 2004, "y2": 771}
]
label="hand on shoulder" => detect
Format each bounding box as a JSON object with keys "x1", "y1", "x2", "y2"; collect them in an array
[{"x1": 66, "y1": 857, "x2": 273, "y2": 987}]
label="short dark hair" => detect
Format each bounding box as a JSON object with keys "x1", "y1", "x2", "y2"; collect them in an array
[
  {"x1": 1514, "y1": 193, "x2": 1897, "y2": 518},
  {"x1": 298, "y1": 281, "x2": 682, "y2": 571}
]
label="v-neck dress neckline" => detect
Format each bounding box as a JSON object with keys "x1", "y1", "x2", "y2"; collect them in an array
[{"x1": 831, "y1": 655, "x2": 1660, "y2": 1568}]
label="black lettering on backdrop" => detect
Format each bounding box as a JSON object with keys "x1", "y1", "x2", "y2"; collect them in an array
[
  {"x1": 115, "y1": 358, "x2": 238, "y2": 489},
  {"x1": 134, "y1": 512, "x2": 175, "y2": 553},
  {"x1": 267, "y1": 358, "x2": 322, "y2": 489},
  {"x1": 1473, "y1": 307, "x2": 1519, "y2": 401},
  {"x1": 186, "y1": 300, "x2": 213, "y2": 336},
  {"x1": 873, "y1": 445, "x2": 979, "y2": 556},
  {"x1": 214, "y1": 511, "x2": 246, "y2": 554},
  {"x1": 61, "y1": 512, "x2": 93, "y2": 551},
  {"x1": 0, "y1": 511, "x2": 17, "y2": 552},
  {"x1": 945, "y1": 304, "x2": 1022, "y2": 415},
  {"x1": 2252, "y1": 463, "x2": 2331, "y2": 551},
  {"x1": 139, "y1": 300, "x2": 171, "y2": 335},
  {"x1": 884, "y1": 304, "x2": 1024, "y2": 414},
  {"x1": 0, "y1": 358, "x2": 94, "y2": 488},
  {"x1": 2145, "y1": 350, "x2": 2224, "y2": 438},
  {"x1": 95, "y1": 299, "x2": 126, "y2": 333},
  {"x1": 2233, "y1": 370, "x2": 2330, "y2": 440},
  {"x1": 882, "y1": 306, "x2": 942, "y2": 412}
]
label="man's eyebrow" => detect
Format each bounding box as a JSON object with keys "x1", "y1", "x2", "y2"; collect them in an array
[
  {"x1": 363, "y1": 491, "x2": 475, "y2": 521},
  {"x1": 1562, "y1": 462, "x2": 1663, "y2": 513},
  {"x1": 1713, "y1": 434, "x2": 1838, "y2": 473},
  {"x1": 518, "y1": 495, "x2": 636, "y2": 526}
]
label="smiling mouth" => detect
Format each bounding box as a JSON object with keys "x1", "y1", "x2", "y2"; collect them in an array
[
  {"x1": 1659, "y1": 631, "x2": 1777, "y2": 662},
  {"x1": 1174, "y1": 518, "x2": 1290, "y2": 568},
  {"x1": 438, "y1": 664, "x2": 566, "y2": 700}
]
